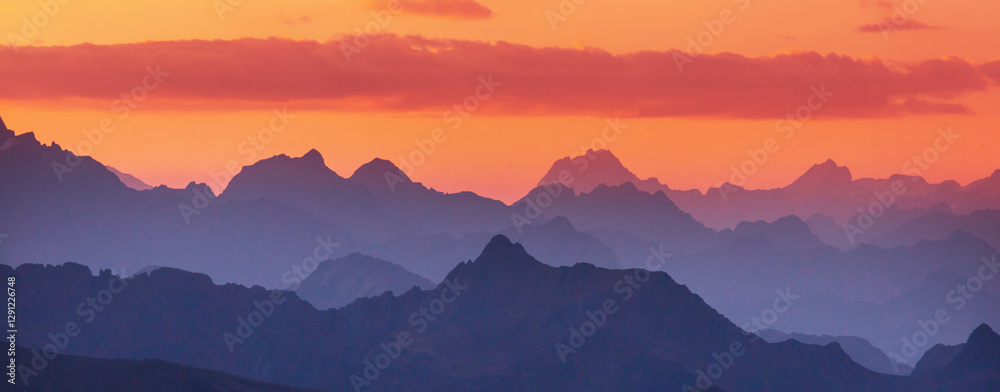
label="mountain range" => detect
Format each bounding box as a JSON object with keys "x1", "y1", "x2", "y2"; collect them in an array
[
  {"x1": 3, "y1": 117, "x2": 999, "y2": 391},
  {"x1": 7, "y1": 237, "x2": 1000, "y2": 391},
  {"x1": 538, "y1": 149, "x2": 1000, "y2": 233}
]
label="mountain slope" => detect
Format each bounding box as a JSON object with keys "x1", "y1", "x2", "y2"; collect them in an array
[
  {"x1": 7, "y1": 237, "x2": 922, "y2": 392},
  {"x1": 105, "y1": 165, "x2": 154, "y2": 190},
  {"x1": 534, "y1": 150, "x2": 1000, "y2": 230},
  {"x1": 914, "y1": 324, "x2": 1000, "y2": 391},
  {"x1": 514, "y1": 182, "x2": 722, "y2": 255},
  {"x1": 14, "y1": 347, "x2": 316, "y2": 392},
  {"x1": 295, "y1": 253, "x2": 435, "y2": 309},
  {"x1": 757, "y1": 329, "x2": 913, "y2": 375},
  {"x1": 0, "y1": 129, "x2": 354, "y2": 288}
]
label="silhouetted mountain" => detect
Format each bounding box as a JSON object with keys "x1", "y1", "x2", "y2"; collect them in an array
[
  {"x1": 537, "y1": 149, "x2": 663, "y2": 194},
  {"x1": 804, "y1": 213, "x2": 855, "y2": 250},
  {"x1": 535, "y1": 151, "x2": 1000, "y2": 230},
  {"x1": 222, "y1": 152, "x2": 512, "y2": 243},
  {"x1": 361, "y1": 216, "x2": 623, "y2": 282},
  {"x1": 668, "y1": 231, "x2": 999, "y2": 305},
  {"x1": 720, "y1": 215, "x2": 826, "y2": 251},
  {"x1": 348, "y1": 158, "x2": 413, "y2": 192},
  {"x1": 105, "y1": 165, "x2": 154, "y2": 190},
  {"x1": 834, "y1": 203, "x2": 954, "y2": 248},
  {"x1": 295, "y1": 253, "x2": 435, "y2": 309},
  {"x1": 872, "y1": 209, "x2": 1000, "y2": 253},
  {"x1": 784, "y1": 159, "x2": 854, "y2": 198},
  {"x1": 662, "y1": 232, "x2": 1000, "y2": 361},
  {"x1": 914, "y1": 324, "x2": 1000, "y2": 390},
  {"x1": 757, "y1": 329, "x2": 913, "y2": 375},
  {"x1": 912, "y1": 343, "x2": 965, "y2": 377},
  {"x1": 13, "y1": 347, "x2": 316, "y2": 392},
  {"x1": 10, "y1": 237, "x2": 932, "y2": 392},
  {"x1": 514, "y1": 182, "x2": 722, "y2": 255},
  {"x1": 0, "y1": 129, "x2": 353, "y2": 288},
  {"x1": 348, "y1": 158, "x2": 513, "y2": 241},
  {"x1": 220, "y1": 149, "x2": 384, "y2": 237}
]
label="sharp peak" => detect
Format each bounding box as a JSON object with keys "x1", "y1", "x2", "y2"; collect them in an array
[
  {"x1": 481, "y1": 234, "x2": 521, "y2": 255},
  {"x1": 301, "y1": 148, "x2": 325, "y2": 165},
  {"x1": 543, "y1": 216, "x2": 574, "y2": 228},
  {"x1": 804, "y1": 159, "x2": 850, "y2": 174},
  {"x1": 970, "y1": 323, "x2": 997, "y2": 340},
  {"x1": 788, "y1": 159, "x2": 853, "y2": 187},
  {"x1": 0, "y1": 114, "x2": 7, "y2": 131},
  {"x1": 471, "y1": 235, "x2": 538, "y2": 267}
]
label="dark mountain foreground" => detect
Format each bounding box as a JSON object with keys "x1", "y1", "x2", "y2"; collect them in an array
[
  {"x1": 12, "y1": 347, "x2": 317, "y2": 392},
  {"x1": 8, "y1": 237, "x2": 998, "y2": 391}
]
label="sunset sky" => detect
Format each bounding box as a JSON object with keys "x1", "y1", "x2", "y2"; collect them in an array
[{"x1": 2, "y1": 0, "x2": 999, "y2": 203}]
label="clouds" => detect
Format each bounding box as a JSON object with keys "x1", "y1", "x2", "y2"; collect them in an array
[
  {"x1": 366, "y1": 0, "x2": 493, "y2": 20},
  {"x1": 857, "y1": 0, "x2": 941, "y2": 37},
  {"x1": 858, "y1": 19, "x2": 939, "y2": 33},
  {"x1": 1, "y1": 35, "x2": 996, "y2": 118}
]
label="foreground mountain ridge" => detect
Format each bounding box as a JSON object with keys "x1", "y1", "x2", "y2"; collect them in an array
[{"x1": 6, "y1": 236, "x2": 955, "y2": 392}]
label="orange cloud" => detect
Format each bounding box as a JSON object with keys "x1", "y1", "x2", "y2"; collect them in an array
[
  {"x1": 0, "y1": 35, "x2": 996, "y2": 118},
  {"x1": 367, "y1": 0, "x2": 493, "y2": 20}
]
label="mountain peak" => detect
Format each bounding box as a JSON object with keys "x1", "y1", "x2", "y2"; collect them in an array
[
  {"x1": 968, "y1": 323, "x2": 999, "y2": 346},
  {"x1": 786, "y1": 159, "x2": 853, "y2": 194},
  {"x1": 301, "y1": 149, "x2": 325, "y2": 166},
  {"x1": 442, "y1": 235, "x2": 544, "y2": 286},
  {"x1": 349, "y1": 158, "x2": 412, "y2": 191},
  {"x1": 537, "y1": 149, "x2": 647, "y2": 194},
  {"x1": 481, "y1": 234, "x2": 521, "y2": 257},
  {"x1": 0, "y1": 114, "x2": 7, "y2": 131}
]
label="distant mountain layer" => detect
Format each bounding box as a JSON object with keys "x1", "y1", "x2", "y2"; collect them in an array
[
  {"x1": 666, "y1": 232, "x2": 1000, "y2": 358},
  {"x1": 7, "y1": 236, "x2": 951, "y2": 392},
  {"x1": 537, "y1": 149, "x2": 1000, "y2": 230},
  {"x1": 295, "y1": 253, "x2": 436, "y2": 310},
  {"x1": 105, "y1": 165, "x2": 154, "y2": 191},
  {"x1": 757, "y1": 329, "x2": 913, "y2": 375},
  {"x1": 363, "y1": 216, "x2": 623, "y2": 281}
]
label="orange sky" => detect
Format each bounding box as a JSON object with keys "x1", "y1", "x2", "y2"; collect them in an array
[{"x1": 2, "y1": 0, "x2": 999, "y2": 203}]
